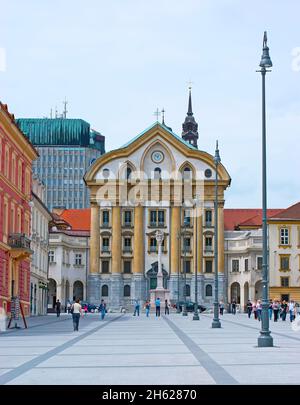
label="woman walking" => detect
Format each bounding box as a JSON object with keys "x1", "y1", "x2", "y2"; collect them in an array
[
  {"x1": 99, "y1": 299, "x2": 106, "y2": 320},
  {"x1": 71, "y1": 299, "x2": 82, "y2": 331},
  {"x1": 164, "y1": 299, "x2": 170, "y2": 315},
  {"x1": 273, "y1": 300, "x2": 280, "y2": 322},
  {"x1": 145, "y1": 300, "x2": 151, "y2": 317},
  {"x1": 246, "y1": 300, "x2": 253, "y2": 319}
]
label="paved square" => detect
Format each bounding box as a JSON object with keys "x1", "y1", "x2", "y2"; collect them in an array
[{"x1": 1, "y1": 312, "x2": 300, "y2": 385}]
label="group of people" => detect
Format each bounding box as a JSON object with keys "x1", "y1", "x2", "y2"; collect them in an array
[
  {"x1": 133, "y1": 298, "x2": 170, "y2": 317},
  {"x1": 246, "y1": 299, "x2": 298, "y2": 322}
]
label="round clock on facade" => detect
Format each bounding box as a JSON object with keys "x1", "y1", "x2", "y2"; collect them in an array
[
  {"x1": 205, "y1": 168, "x2": 212, "y2": 178},
  {"x1": 151, "y1": 150, "x2": 164, "y2": 163}
]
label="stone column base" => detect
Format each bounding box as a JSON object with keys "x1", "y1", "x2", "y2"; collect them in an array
[{"x1": 87, "y1": 273, "x2": 101, "y2": 304}]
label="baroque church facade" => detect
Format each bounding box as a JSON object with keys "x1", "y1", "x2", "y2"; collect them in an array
[{"x1": 84, "y1": 91, "x2": 231, "y2": 308}]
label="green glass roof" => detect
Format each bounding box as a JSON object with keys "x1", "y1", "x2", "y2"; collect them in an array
[{"x1": 16, "y1": 118, "x2": 103, "y2": 150}]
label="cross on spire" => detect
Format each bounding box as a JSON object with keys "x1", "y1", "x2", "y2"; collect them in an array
[{"x1": 153, "y1": 108, "x2": 161, "y2": 121}]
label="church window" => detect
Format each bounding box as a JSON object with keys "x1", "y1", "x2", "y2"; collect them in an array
[{"x1": 206, "y1": 285, "x2": 213, "y2": 297}]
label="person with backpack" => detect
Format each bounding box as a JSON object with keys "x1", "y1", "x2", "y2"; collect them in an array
[{"x1": 133, "y1": 299, "x2": 140, "y2": 316}]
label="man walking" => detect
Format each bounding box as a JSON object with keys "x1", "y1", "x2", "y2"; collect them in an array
[
  {"x1": 246, "y1": 300, "x2": 252, "y2": 318},
  {"x1": 99, "y1": 299, "x2": 106, "y2": 320},
  {"x1": 71, "y1": 299, "x2": 82, "y2": 331},
  {"x1": 133, "y1": 299, "x2": 140, "y2": 316},
  {"x1": 145, "y1": 300, "x2": 150, "y2": 317},
  {"x1": 55, "y1": 299, "x2": 61, "y2": 317},
  {"x1": 155, "y1": 297, "x2": 161, "y2": 317},
  {"x1": 289, "y1": 300, "x2": 295, "y2": 322},
  {"x1": 231, "y1": 300, "x2": 236, "y2": 315},
  {"x1": 164, "y1": 299, "x2": 170, "y2": 315}
]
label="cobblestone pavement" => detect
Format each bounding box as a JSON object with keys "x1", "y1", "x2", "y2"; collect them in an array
[{"x1": 1, "y1": 311, "x2": 300, "y2": 385}]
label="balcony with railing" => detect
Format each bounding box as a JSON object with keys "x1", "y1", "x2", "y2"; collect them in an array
[
  {"x1": 8, "y1": 233, "x2": 33, "y2": 260},
  {"x1": 101, "y1": 245, "x2": 110, "y2": 253},
  {"x1": 123, "y1": 245, "x2": 132, "y2": 253}
]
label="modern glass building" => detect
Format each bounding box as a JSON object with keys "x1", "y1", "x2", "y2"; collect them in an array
[{"x1": 16, "y1": 118, "x2": 105, "y2": 210}]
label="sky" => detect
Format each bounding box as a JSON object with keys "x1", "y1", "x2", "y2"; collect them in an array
[{"x1": 0, "y1": 0, "x2": 299, "y2": 208}]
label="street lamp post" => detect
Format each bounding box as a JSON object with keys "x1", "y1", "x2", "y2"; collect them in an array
[
  {"x1": 182, "y1": 217, "x2": 188, "y2": 316},
  {"x1": 257, "y1": 31, "x2": 273, "y2": 347},
  {"x1": 212, "y1": 141, "x2": 221, "y2": 329},
  {"x1": 193, "y1": 198, "x2": 200, "y2": 320},
  {"x1": 176, "y1": 230, "x2": 181, "y2": 313}
]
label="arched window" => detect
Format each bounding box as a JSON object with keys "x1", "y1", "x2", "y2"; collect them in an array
[
  {"x1": 126, "y1": 167, "x2": 132, "y2": 180},
  {"x1": 183, "y1": 166, "x2": 192, "y2": 180},
  {"x1": 206, "y1": 285, "x2": 213, "y2": 297},
  {"x1": 124, "y1": 285, "x2": 131, "y2": 297},
  {"x1": 184, "y1": 284, "x2": 191, "y2": 297},
  {"x1": 101, "y1": 285, "x2": 109, "y2": 297},
  {"x1": 154, "y1": 167, "x2": 161, "y2": 179},
  {"x1": 102, "y1": 168, "x2": 110, "y2": 179}
]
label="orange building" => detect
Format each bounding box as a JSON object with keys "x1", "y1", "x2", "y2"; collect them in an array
[{"x1": 0, "y1": 102, "x2": 38, "y2": 316}]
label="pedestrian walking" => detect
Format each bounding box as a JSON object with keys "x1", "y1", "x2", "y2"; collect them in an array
[
  {"x1": 253, "y1": 301, "x2": 258, "y2": 320},
  {"x1": 55, "y1": 299, "x2": 61, "y2": 317},
  {"x1": 66, "y1": 300, "x2": 71, "y2": 314},
  {"x1": 231, "y1": 300, "x2": 237, "y2": 315},
  {"x1": 99, "y1": 299, "x2": 106, "y2": 320},
  {"x1": 268, "y1": 300, "x2": 273, "y2": 320},
  {"x1": 257, "y1": 300, "x2": 262, "y2": 321},
  {"x1": 155, "y1": 297, "x2": 161, "y2": 317},
  {"x1": 133, "y1": 299, "x2": 140, "y2": 316},
  {"x1": 145, "y1": 300, "x2": 150, "y2": 317},
  {"x1": 281, "y1": 300, "x2": 288, "y2": 321},
  {"x1": 289, "y1": 300, "x2": 295, "y2": 322},
  {"x1": 71, "y1": 299, "x2": 82, "y2": 331},
  {"x1": 273, "y1": 300, "x2": 280, "y2": 322},
  {"x1": 246, "y1": 300, "x2": 253, "y2": 319},
  {"x1": 164, "y1": 299, "x2": 170, "y2": 315},
  {"x1": 219, "y1": 301, "x2": 225, "y2": 316}
]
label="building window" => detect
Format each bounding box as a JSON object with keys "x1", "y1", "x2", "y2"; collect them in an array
[
  {"x1": 150, "y1": 237, "x2": 157, "y2": 252},
  {"x1": 102, "y1": 237, "x2": 110, "y2": 252},
  {"x1": 75, "y1": 254, "x2": 82, "y2": 266},
  {"x1": 205, "y1": 210, "x2": 212, "y2": 227},
  {"x1": 206, "y1": 284, "x2": 213, "y2": 297},
  {"x1": 101, "y1": 285, "x2": 109, "y2": 296},
  {"x1": 183, "y1": 167, "x2": 192, "y2": 180},
  {"x1": 205, "y1": 236, "x2": 213, "y2": 252},
  {"x1": 183, "y1": 237, "x2": 191, "y2": 252},
  {"x1": 232, "y1": 259, "x2": 239, "y2": 272},
  {"x1": 245, "y1": 258, "x2": 249, "y2": 272},
  {"x1": 184, "y1": 284, "x2": 191, "y2": 297},
  {"x1": 205, "y1": 259, "x2": 213, "y2": 273},
  {"x1": 183, "y1": 210, "x2": 192, "y2": 227},
  {"x1": 123, "y1": 261, "x2": 132, "y2": 274},
  {"x1": 126, "y1": 167, "x2": 132, "y2": 180},
  {"x1": 124, "y1": 210, "x2": 132, "y2": 226},
  {"x1": 102, "y1": 210, "x2": 110, "y2": 227},
  {"x1": 257, "y1": 257, "x2": 263, "y2": 270},
  {"x1": 101, "y1": 260, "x2": 109, "y2": 274},
  {"x1": 183, "y1": 260, "x2": 191, "y2": 274},
  {"x1": 49, "y1": 250, "x2": 55, "y2": 263},
  {"x1": 280, "y1": 277, "x2": 289, "y2": 288},
  {"x1": 280, "y1": 255, "x2": 290, "y2": 271},
  {"x1": 280, "y1": 228, "x2": 289, "y2": 246},
  {"x1": 150, "y1": 210, "x2": 165, "y2": 227},
  {"x1": 124, "y1": 285, "x2": 131, "y2": 297},
  {"x1": 153, "y1": 167, "x2": 161, "y2": 179},
  {"x1": 123, "y1": 237, "x2": 132, "y2": 252},
  {"x1": 102, "y1": 168, "x2": 110, "y2": 179}
]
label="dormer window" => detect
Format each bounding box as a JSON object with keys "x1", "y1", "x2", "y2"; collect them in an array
[
  {"x1": 183, "y1": 167, "x2": 192, "y2": 180},
  {"x1": 126, "y1": 167, "x2": 132, "y2": 180},
  {"x1": 102, "y1": 168, "x2": 110, "y2": 178}
]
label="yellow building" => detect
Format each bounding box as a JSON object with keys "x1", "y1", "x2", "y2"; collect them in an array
[
  {"x1": 269, "y1": 202, "x2": 300, "y2": 302},
  {"x1": 84, "y1": 94, "x2": 231, "y2": 308}
]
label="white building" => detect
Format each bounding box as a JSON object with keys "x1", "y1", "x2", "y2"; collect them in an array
[
  {"x1": 30, "y1": 177, "x2": 52, "y2": 315},
  {"x1": 47, "y1": 209, "x2": 90, "y2": 311},
  {"x1": 225, "y1": 230, "x2": 263, "y2": 311}
]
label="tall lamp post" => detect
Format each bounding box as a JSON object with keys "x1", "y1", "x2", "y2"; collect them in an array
[
  {"x1": 212, "y1": 141, "x2": 221, "y2": 328},
  {"x1": 257, "y1": 31, "x2": 273, "y2": 347},
  {"x1": 176, "y1": 231, "x2": 181, "y2": 313},
  {"x1": 182, "y1": 217, "x2": 188, "y2": 316},
  {"x1": 193, "y1": 197, "x2": 200, "y2": 320}
]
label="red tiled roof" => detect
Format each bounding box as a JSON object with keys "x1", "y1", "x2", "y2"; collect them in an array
[
  {"x1": 59, "y1": 209, "x2": 91, "y2": 231},
  {"x1": 224, "y1": 209, "x2": 283, "y2": 231},
  {"x1": 269, "y1": 202, "x2": 300, "y2": 220}
]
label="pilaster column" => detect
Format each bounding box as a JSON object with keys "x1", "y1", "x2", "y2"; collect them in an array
[
  {"x1": 111, "y1": 206, "x2": 121, "y2": 273},
  {"x1": 170, "y1": 206, "x2": 180, "y2": 275},
  {"x1": 90, "y1": 203, "x2": 100, "y2": 274},
  {"x1": 218, "y1": 205, "x2": 224, "y2": 273},
  {"x1": 133, "y1": 205, "x2": 144, "y2": 274},
  {"x1": 197, "y1": 207, "x2": 203, "y2": 273}
]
